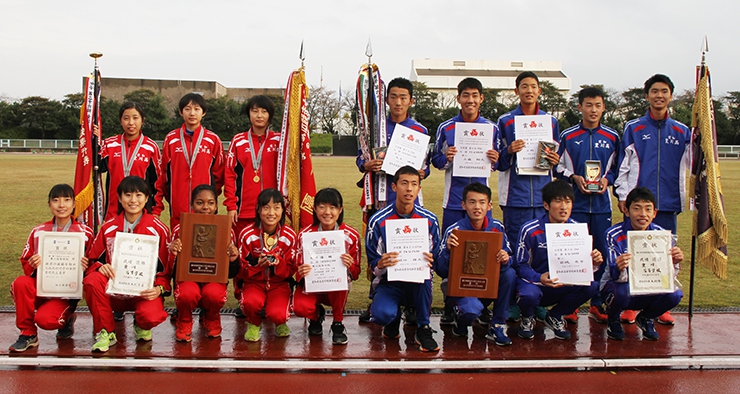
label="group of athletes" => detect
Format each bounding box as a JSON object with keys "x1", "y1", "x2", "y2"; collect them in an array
[{"x1": 9, "y1": 71, "x2": 688, "y2": 354}]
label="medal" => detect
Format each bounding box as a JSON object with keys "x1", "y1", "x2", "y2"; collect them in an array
[
  {"x1": 246, "y1": 129, "x2": 267, "y2": 185},
  {"x1": 263, "y1": 233, "x2": 277, "y2": 250},
  {"x1": 253, "y1": 174, "x2": 260, "y2": 183}
]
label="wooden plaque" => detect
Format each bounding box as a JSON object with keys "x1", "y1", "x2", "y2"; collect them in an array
[
  {"x1": 448, "y1": 229, "x2": 503, "y2": 298},
  {"x1": 176, "y1": 213, "x2": 231, "y2": 283}
]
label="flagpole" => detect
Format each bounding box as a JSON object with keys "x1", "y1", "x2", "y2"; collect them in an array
[
  {"x1": 365, "y1": 39, "x2": 374, "y2": 152},
  {"x1": 689, "y1": 36, "x2": 709, "y2": 318},
  {"x1": 89, "y1": 52, "x2": 103, "y2": 231}
]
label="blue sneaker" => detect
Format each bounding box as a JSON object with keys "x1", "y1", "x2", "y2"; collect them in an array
[
  {"x1": 607, "y1": 317, "x2": 625, "y2": 341},
  {"x1": 544, "y1": 313, "x2": 571, "y2": 340},
  {"x1": 518, "y1": 316, "x2": 535, "y2": 339},
  {"x1": 486, "y1": 324, "x2": 512, "y2": 346},
  {"x1": 636, "y1": 314, "x2": 659, "y2": 341}
]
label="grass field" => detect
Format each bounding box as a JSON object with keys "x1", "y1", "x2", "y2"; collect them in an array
[{"x1": 0, "y1": 153, "x2": 738, "y2": 310}]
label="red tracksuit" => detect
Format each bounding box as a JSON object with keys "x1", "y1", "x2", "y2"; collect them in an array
[
  {"x1": 170, "y1": 224, "x2": 237, "y2": 327},
  {"x1": 292, "y1": 223, "x2": 362, "y2": 323},
  {"x1": 237, "y1": 223, "x2": 297, "y2": 326},
  {"x1": 223, "y1": 130, "x2": 280, "y2": 237},
  {"x1": 153, "y1": 125, "x2": 225, "y2": 228},
  {"x1": 11, "y1": 219, "x2": 93, "y2": 336},
  {"x1": 83, "y1": 212, "x2": 171, "y2": 334},
  {"x1": 100, "y1": 133, "x2": 161, "y2": 220}
]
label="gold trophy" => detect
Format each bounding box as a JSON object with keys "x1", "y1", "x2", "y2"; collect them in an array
[{"x1": 585, "y1": 160, "x2": 602, "y2": 192}]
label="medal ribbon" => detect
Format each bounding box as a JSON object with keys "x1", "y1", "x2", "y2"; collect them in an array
[
  {"x1": 179, "y1": 126, "x2": 205, "y2": 172},
  {"x1": 123, "y1": 214, "x2": 142, "y2": 233},
  {"x1": 120, "y1": 134, "x2": 145, "y2": 177},
  {"x1": 52, "y1": 219, "x2": 72, "y2": 232},
  {"x1": 246, "y1": 129, "x2": 268, "y2": 179}
]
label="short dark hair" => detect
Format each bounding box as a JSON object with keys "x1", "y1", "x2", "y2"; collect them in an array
[
  {"x1": 178, "y1": 93, "x2": 208, "y2": 113},
  {"x1": 644, "y1": 74, "x2": 674, "y2": 95},
  {"x1": 626, "y1": 187, "x2": 656, "y2": 209},
  {"x1": 48, "y1": 183, "x2": 75, "y2": 202},
  {"x1": 119, "y1": 102, "x2": 145, "y2": 120},
  {"x1": 254, "y1": 189, "x2": 286, "y2": 229},
  {"x1": 462, "y1": 182, "x2": 491, "y2": 202},
  {"x1": 387, "y1": 77, "x2": 414, "y2": 98},
  {"x1": 116, "y1": 176, "x2": 151, "y2": 214},
  {"x1": 393, "y1": 165, "x2": 422, "y2": 184},
  {"x1": 457, "y1": 77, "x2": 483, "y2": 95},
  {"x1": 578, "y1": 87, "x2": 604, "y2": 105},
  {"x1": 117, "y1": 175, "x2": 151, "y2": 197},
  {"x1": 312, "y1": 188, "x2": 344, "y2": 226},
  {"x1": 191, "y1": 184, "x2": 218, "y2": 209},
  {"x1": 516, "y1": 71, "x2": 540, "y2": 89},
  {"x1": 541, "y1": 179, "x2": 574, "y2": 205},
  {"x1": 244, "y1": 95, "x2": 276, "y2": 124}
]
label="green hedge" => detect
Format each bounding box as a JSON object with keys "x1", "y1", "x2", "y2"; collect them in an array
[{"x1": 310, "y1": 133, "x2": 332, "y2": 154}]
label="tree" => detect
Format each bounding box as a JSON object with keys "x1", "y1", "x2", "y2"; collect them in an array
[
  {"x1": 56, "y1": 93, "x2": 85, "y2": 140},
  {"x1": 724, "y1": 91, "x2": 740, "y2": 144},
  {"x1": 479, "y1": 88, "x2": 507, "y2": 123},
  {"x1": 201, "y1": 96, "x2": 249, "y2": 141},
  {"x1": 99, "y1": 97, "x2": 121, "y2": 140},
  {"x1": 409, "y1": 81, "x2": 451, "y2": 141},
  {"x1": 538, "y1": 80, "x2": 567, "y2": 119},
  {"x1": 619, "y1": 87, "x2": 648, "y2": 130},
  {"x1": 305, "y1": 86, "x2": 344, "y2": 134},
  {"x1": 17, "y1": 96, "x2": 64, "y2": 139},
  {"x1": 123, "y1": 89, "x2": 172, "y2": 139},
  {"x1": 561, "y1": 84, "x2": 622, "y2": 131}
]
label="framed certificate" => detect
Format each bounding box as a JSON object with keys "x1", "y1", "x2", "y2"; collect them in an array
[
  {"x1": 627, "y1": 230, "x2": 675, "y2": 295},
  {"x1": 107, "y1": 232, "x2": 160, "y2": 297},
  {"x1": 385, "y1": 218, "x2": 431, "y2": 283},
  {"x1": 36, "y1": 231, "x2": 85, "y2": 298},
  {"x1": 176, "y1": 213, "x2": 231, "y2": 283},
  {"x1": 448, "y1": 230, "x2": 502, "y2": 298},
  {"x1": 301, "y1": 230, "x2": 348, "y2": 293}
]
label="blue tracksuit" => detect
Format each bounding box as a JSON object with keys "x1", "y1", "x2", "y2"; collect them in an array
[
  {"x1": 431, "y1": 112, "x2": 499, "y2": 230},
  {"x1": 600, "y1": 220, "x2": 683, "y2": 320},
  {"x1": 496, "y1": 104, "x2": 561, "y2": 246},
  {"x1": 435, "y1": 216, "x2": 515, "y2": 326},
  {"x1": 357, "y1": 116, "x2": 430, "y2": 208},
  {"x1": 614, "y1": 111, "x2": 690, "y2": 231},
  {"x1": 514, "y1": 214, "x2": 598, "y2": 318},
  {"x1": 366, "y1": 203, "x2": 440, "y2": 326},
  {"x1": 556, "y1": 122, "x2": 620, "y2": 306}
]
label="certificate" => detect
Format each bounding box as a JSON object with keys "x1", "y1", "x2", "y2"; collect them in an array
[
  {"x1": 302, "y1": 230, "x2": 348, "y2": 293},
  {"x1": 627, "y1": 230, "x2": 675, "y2": 295},
  {"x1": 452, "y1": 122, "x2": 494, "y2": 178},
  {"x1": 514, "y1": 115, "x2": 554, "y2": 176},
  {"x1": 107, "y1": 232, "x2": 160, "y2": 297},
  {"x1": 36, "y1": 231, "x2": 85, "y2": 298},
  {"x1": 385, "y1": 218, "x2": 430, "y2": 283},
  {"x1": 380, "y1": 124, "x2": 430, "y2": 175},
  {"x1": 545, "y1": 223, "x2": 593, "y2": 286}
]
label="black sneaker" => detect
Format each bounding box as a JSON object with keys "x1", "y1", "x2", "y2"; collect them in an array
[
  {"x1": 403, "y1": 307, "x2": 417, "y2": 326},
  {"x1": 234, "y1": 308, "x2": 246, "y2": 318},
  {"x1": 308, "y1": 305, "x2": 325, "y2": 336},
  {"x1": 56, "y1": 314, "x2": 76, "y2": 340},
  {"x1": 414, "y1": 325, "x2": 439, "y2": 352},
  {"x1": 114, "y1": 311, "x2": 125, "y2": 322},
  {"x1": 359, "y1": 303, "x2": 373, "y2": 323},
  {"x1": 9, "y1": 335, "x2": 39, "y2": 352},
  {"x1": 607, "y1": 317, "x2": 625, "y2": 341},
  {"x1": 476, "y1": 307, "x2": 492, "y2": 325},
  {"x1": 439, "y1": 303, "x2": 455, "y2": 326},
  {"x1": 544, "y1": 313, "x2": 571, "y2": 340},
  {"x1": 331, "y1": 322, "x2": 348, "y2": 345},
  {"x1": 382, "y1": 315, "x2": 401, "y2": 339}
]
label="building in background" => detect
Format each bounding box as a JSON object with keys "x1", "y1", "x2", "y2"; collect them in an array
[
  {"x1": 99, "y1": 77, "x2": 284, "y2": 110},
  {"x1": 410, "y1": 59, "x2": 570, "y2": 104}
]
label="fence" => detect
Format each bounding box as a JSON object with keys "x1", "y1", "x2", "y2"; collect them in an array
[{"x1": 4, "y1": 139, "x2": 739, "y2": 158}]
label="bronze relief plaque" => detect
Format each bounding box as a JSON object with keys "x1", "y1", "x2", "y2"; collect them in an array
[
  {"x1": 192, "y1": 224, "x2": 217, "y2": 258},
  {"x1": 463, "y1": 241, "x2": 488, "y2": 275}
]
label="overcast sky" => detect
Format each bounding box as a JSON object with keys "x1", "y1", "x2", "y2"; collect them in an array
[{"x1": 2, "y1": 0, "x2": 737, "y2": 101}]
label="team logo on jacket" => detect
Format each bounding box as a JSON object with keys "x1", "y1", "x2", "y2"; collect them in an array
[
  {"x1": 595, "y1": 140, "x2": 611, "y2": 149},
  {"x1": 641, "y1": 134, "x2": 651, "y2": 141},
  {"x1": 574, "y1": 140, "x2": 583, "y2": 145},
  {"x1": 665, "y1": 135, "x2": 680, "y2": 145},
  {"x1": 538, "y1": 242, "x2": 547, "y2": 249}
]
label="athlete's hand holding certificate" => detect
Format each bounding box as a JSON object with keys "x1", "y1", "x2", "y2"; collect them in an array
[
  {"x1": 106, "y1": 232, "x2": 160, "y2": 297},
  {"x1": 380, "y1": 124, "x2": 430, "y2": 175},
  {"x1": 301, "y1": 230, "x2": 348, "y2": 293},
  {"x1": 384, "y1": 218, "x2": 431, "y2": 283}
]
